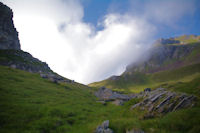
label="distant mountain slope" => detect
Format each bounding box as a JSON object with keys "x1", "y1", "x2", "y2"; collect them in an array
[
  {"x1": 125, "y1": 35, "x2": 200, "y2": 74},
  {"x1": 90, "y1": 35, "x2": 200, "y2": 93}
]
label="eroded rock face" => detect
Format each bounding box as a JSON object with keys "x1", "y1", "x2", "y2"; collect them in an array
[
  {"x1": 131, "y1": 88, "x2": 196, "y2": 116},
  {"x1": 0, "y1": 2, "x2": 20, "y2": 50}
]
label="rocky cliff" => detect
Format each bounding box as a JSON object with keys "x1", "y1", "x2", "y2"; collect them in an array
[
  {"x1": 0, "y1": 2, "x2": 20, "y2": 50},
  {"x1": 125, "y1": 35, "x2": 200, "y2": 75},
  {"x1": 0, "y1": 2, "x2": 72, "y2": 83}
]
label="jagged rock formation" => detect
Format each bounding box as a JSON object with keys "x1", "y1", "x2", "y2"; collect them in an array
[
  {"x1": 95, "y1": 120, "x2": 114, "y2": 133},
  {"x1": 95, "y1": 86, "x2": 135, "y2": 105},
  {"x1": 0, "y1": 2, "x2": 20, "y2": 50},
  {"x1": 131, "y1": 88, "x2": 196, "y2": 117}
]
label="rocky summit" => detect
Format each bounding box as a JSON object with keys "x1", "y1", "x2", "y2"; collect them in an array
[{"x1": 0, "y1": 2, "x2": 20, "y2": 50}]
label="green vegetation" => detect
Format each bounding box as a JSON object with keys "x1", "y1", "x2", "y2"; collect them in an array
[
  {"x1": 90, "y1": 63, "x2": 200, "y2": 95},
  {"x1": 0, "y1": 50, "x2": 51, "y2": 71},
  {"x1": 174, "y1": 35, "x2": 200, "y2": 44},
  {"x1": 0, "y1": 65, "x2": 200, "y2": 133}
]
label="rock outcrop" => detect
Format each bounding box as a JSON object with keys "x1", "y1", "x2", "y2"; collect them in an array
[
  {"x1": 95, "y1": 120, "x2": 114, "y2": 133},
  {"x1": 131, "y1": 88, "x2": 196, "y2": 117},
  {"x1": 0, "y1": 50, "x2": 51, "y2": 73},
  {"x1": 95, "y1": 86, "x2": 136, "y2": 105},
  {"x1": 0, "y1": 2, "x2": 20, "y2": 50},
  {"x1": 40, "y1": 73, "x2": 74, "y2": 84}
]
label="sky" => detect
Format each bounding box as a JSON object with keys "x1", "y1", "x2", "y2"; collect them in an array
[{"x1": 1, "y1": 0, "x2": 200, "y2": 84}]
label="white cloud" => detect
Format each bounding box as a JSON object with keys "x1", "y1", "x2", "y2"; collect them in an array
[{"x1": 0, "y1": 0, "x2": 196, "y2": 84}]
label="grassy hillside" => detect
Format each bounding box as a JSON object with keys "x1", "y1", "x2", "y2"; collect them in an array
[
  {"x1": 90, "y1": 63, "x2": 200, "y2": 95},
  {"x1": 0, "y1": 65, "x2": 200, "y2": 133}
]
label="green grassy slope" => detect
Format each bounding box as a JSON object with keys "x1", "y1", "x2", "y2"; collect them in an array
[
  {"x1": 0, "y1": 66, "x2": 200, "y2": 133},
  {"x1": 90, "y1": 63, "x2": 200, "y2": 94}
]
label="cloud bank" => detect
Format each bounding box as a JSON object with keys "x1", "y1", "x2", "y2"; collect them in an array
[{"x1": 1, "y1": 0, "x2": 196, "y2": 84}]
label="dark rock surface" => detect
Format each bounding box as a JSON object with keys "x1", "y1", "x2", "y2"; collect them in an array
[
  {"x1": 0, "y1": 2, "x2": 20, "y2": 50},
  {"x1": 131, "y1": 88, "x2": 196, "y2": 116},
  {"x1": 95, "y1": 120, "x2": 114, "y2": 133}
]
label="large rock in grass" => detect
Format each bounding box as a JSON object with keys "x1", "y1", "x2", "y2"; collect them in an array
[
  {"x1": 131, "y1": 88, "x2": 196, "y2": 118},
  {"x1": 95, "y1": 120, "x2": 114, "y2": 133},
  {"x1": 95, "y1": 86, "x2": 135, "y2": 101},
  {"x1": 0, "y1": 2, "x2": 20, "y2": 50}
]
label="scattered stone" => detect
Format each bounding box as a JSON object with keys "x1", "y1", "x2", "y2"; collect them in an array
[{"x1": 95, "y1": 120, "x2": 114, "y2": 133}]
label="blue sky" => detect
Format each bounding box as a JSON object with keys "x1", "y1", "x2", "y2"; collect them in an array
[
  {"x1": 1, "y1": 0, "x2": 200, "y2": 84},
  {"x1": 82, "y1": 0, "x2": 200, "y2": 39}
]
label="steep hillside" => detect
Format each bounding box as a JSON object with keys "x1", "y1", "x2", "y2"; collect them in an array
[{"x1": 90, "y1": 35, "x2": 200, "y2": 93}]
